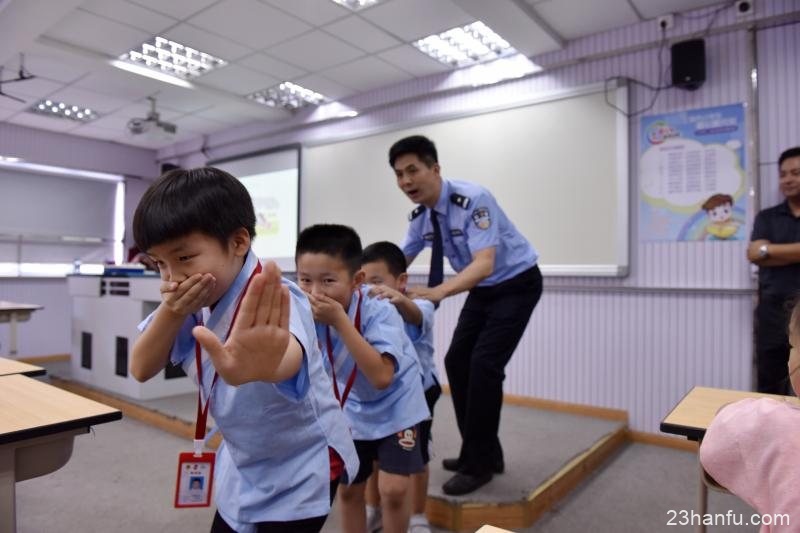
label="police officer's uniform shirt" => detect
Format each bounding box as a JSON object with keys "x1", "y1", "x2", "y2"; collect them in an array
[
  {"x1": 139, "y1": 250, "x2": 358, "y2": 530},
  {"x1": 316, "y1": 285, "x2": 430, "y2": 441},
  {"x1": 404, "y1": 298, "x2": 438, "y2": 390},
  {"x1": 402, "y1": 179, "x2": 538, "y2": 286}
]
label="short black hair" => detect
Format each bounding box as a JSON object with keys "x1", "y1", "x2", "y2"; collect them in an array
[
  {"x1": 133, "y1": 167, "x2": 256, "y2": 252},
  {"x1": 388, "y1": 135, "x2": 438, "y2": 168},
  {"x1": 362, "y1": 241, "x2": 407, "y2": 277},
  {"x1": 779, "y1": 147, "x2": 800, "y2": 167},
  {"x1": 295, "y1": 224, "x2": 362, "y2": 274}
]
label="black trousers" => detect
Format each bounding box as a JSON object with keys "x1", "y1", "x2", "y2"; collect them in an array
[
  {"x1": 444, "y1": 265, "x2": 542, "y2": 476},
  {"x1": 755, "y1": 294, "x2": 793, "y2": 395}
]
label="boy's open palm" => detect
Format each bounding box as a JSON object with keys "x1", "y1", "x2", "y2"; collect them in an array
[{"x1": 192, "y1": 261, "x2": 292, "y2": 386}]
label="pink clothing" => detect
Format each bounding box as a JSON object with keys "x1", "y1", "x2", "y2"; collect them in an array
[{"x1": 699, "y1": 397, "x2": 800, "y2": 532}]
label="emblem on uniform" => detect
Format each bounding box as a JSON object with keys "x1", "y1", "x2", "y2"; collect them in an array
[
  {"x1": 397, "y1": 428, "x2": 417, "y2": 451},
  {"x1": 471, "y1": 207, "x2": 491, "y2": 229},
  {"x1": 423, "y1": 232, "x2": 434, "y2": 241},
  {"x1": 409, "y1": 205, "x2": 426, "y2": 221}
]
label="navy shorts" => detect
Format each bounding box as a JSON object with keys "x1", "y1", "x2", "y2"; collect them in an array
[
  {"x1": 352, "y1": 425, "x2": 424, "y2": 484},
  {"x1": 419, "y1": 379, "x2": 442, "y2": 464}
]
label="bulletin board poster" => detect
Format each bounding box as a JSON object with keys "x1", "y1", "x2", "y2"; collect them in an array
[{"x1": 639, "y1": 103, "x2": 747, "y2": 242}]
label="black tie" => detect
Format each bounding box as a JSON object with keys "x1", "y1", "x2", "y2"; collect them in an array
[{"x1": 428, "y1": 210, "x2": 444, "y2": 288}]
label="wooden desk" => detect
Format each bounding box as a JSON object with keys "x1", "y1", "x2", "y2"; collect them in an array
[
  {"x1": 661, "y1": 386, "x2": 800, "y2": 533},
  {"x1": 0, "y1": 374, "x2": 121, "y2": 533},
  {"x1": 0, "y1": 357, "x2": 44, "y2": 378},
  {"x1": 0, "y1": 301, "x2": 43, "y2": 357}
]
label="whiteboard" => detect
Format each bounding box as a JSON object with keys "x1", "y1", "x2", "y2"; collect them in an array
[{"x1": 302, "y1": 83, "x2": 629, "y2": 277}]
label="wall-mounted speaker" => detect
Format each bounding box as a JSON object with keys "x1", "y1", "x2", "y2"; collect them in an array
[{"x1": 671, "y1": 39, "x2": 706, "y2": 91}]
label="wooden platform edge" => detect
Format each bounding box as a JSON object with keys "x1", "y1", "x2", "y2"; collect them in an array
[
  {"x1": 427, "y1": 425, "x2": 628, "y2": 531},
  {"x1": 48, "y1": 377, "x2": 222, "y2": 449},
  {"x1": 17, "y1": 353, "x2": 71, "y2": 364},
  {"x1": 627, "y1": 429, "x2": 698, "y2": 452}
]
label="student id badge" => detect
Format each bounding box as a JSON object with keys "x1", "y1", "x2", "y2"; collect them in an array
[{"x1": 174, "y1": 450, "x2": 215, "y2": 508}]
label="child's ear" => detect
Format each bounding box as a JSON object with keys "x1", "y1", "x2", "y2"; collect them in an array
[
  {"x1": 353, "y1": 269, "x2": 366, "y2": 287},
  {"x1": 230, "y1": 228, "x2": 251, "y2": 256},
  {"x1": 397, "y1": 272, "x2": 409, "y2": 291}
]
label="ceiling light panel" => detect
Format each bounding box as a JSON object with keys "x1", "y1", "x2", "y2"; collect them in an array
[
  {"x1": 29, "y1": 99, "x2": 99, "y2": 122},
  {"x1": 413, "y1": 21, "x2": 516, "y2": 67},
  {"x1": 330, "y1": 0, "x2": 381, "y2": 11},
  {"x1": 247, "y1": 82, "x2": 327, "y2": 110},
  {"x1": 119, "y1": 36, "x2": 227, "y2": 80}
]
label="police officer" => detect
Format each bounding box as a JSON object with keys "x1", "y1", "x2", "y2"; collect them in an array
[{"x1": 389, "y1": 135, "x2": 543, "y2": 495}]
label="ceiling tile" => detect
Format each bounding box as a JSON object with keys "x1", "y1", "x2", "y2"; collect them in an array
[
  {"x1": 148, "y1": 85, "x2": 224, "y2": 113},
  {"x1": 49, "y1": 86, "x2": 130, "y2": 113},
  {"x1": 195, "y1": 64, "x2": 279, "y2": 95},
  {"x1": 323, "y1": 15, "x2": 400, "y2": 53},
  {"x1": 4, "y1": 50, "x2": 89, "y2": 84},
  {"x1": 322, "y1": 56, "x2": 411, "y2": 92},
  {"x1": 86, "y1": 100, "x2": 182, "y2": 132},
  {"x1": 378, "y1": 45, "x2": 450, "y2": 77},
  {"x1": 361, "y1": 0, "x2": 474, "y2": 41},
  {"x1": 161, "y1": 23, "x2": 253, "y2": 62},
  {"x1": 236, "y1": 53, "x2": 306, "y2": 80},
  {"x1": 193, "y1": 100, "x2": 287, "y2": 124},
  {"x1": 630, "y1": 0, "x2": 723, "y2": 19},
  {"x1": 188, "y1": 0, "x2": 311, "y2": 50},
  {"x1": 261, "y1": 0, "x2": 349, "y2": 26},
  {"x1": 0, "y1": 94, "x2": 30, "y2": 113},
  {"x1": 126, "y1": 0, "x2": 219, "y2": 21},
  {"x1": 172, "y1": 114, "x2": 229, "y2": 134},
  {"x1": 8, "y1": 112, "x2": 79, "y2": 132},
  {"x1": 79, "y1": 0, "x2": 177, "y2": 34},
  {"x1": 533, "y1": 0, "x2": 639, "y2": 40},
  {"x1": 0, "y1": 108, "x2": 16, "y2": 121},
  {"x1": 43, "y1": 10, "x2": 152, "y2": 57},
  {"x1": 1, "y1": 78, "x2": 64, "y2": 100},
  {"x1": 74, "y1": 67, "x2": 166, "y2": 101},
  {"x1": 266, "y1": 30, "x2": 364, "y2": 72},
  {"x1": 292, "y1": 73, "x2": 356, "y2": 100},
  {"x1": 68, "y1": 123, "x2": 122, "y2": 141}
]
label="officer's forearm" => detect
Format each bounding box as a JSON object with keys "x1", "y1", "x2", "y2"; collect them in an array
[{"x1": 437, "y1": 248, "x2": 495, "y2": 298}]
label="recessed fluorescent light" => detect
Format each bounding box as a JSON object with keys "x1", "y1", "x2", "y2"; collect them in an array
[
  {"x1": 247, "y1": 82, "x2": 328, "y2": 110},
  {"x1": 414, "y1": 21, "x2": 517, "y2": 68},
  {"x1": 117, "y1": 36, "x2": 225, "y2": 84},
  {"x1": 29, "y1": 99, "x2": 99, "y2": 122},
  {"x1": 0, "y1": 155, "x2": 22, "y2": 162},
  {"x1": 469, "y1": 55, "x2": 543, "y2": 87},
  {"x1": 111, "y1": 59, "x2": 194, "y2": 89},
  {"x1": 0, "y1": 159, "x2": 123, "y2": 182},
  {"x1": 330, "y1": 0, "x2": 381, "y2": 11}
]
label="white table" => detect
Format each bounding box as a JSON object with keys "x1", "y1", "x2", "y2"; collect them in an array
[
  {"x1": 0, "y1": 302, "x2": 43, "y2": 357},
  {"x1": 0, "y1": 374, "x2": 121, "y2": 532}
]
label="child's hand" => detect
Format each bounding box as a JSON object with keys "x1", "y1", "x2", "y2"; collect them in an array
[
  {"x1": 368, "y1": 284, "x2": 404, "y2": 304},
  {"x1": 161, "y1": 273, "x2": 216, "y2": 316},
  {"x1": 406, "y1": 285, "x2": 445, "y2": 304},
  {"x1": 192, "y1": 261, "x2": 292, "y2": 386},
  {"x1": 307, "y1": 293, "x2": 347, "y2": 327}
]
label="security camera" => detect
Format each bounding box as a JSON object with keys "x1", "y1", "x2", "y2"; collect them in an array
[{"x1": 735, "y1": 0, "x2": 753, "y2": 16}]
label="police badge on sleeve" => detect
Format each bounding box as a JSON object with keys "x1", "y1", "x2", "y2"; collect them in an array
[{"x1": 471, "y1": 207, "x2": 491, "y2": 229}]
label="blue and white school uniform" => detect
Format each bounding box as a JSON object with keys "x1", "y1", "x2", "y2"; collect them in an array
[
  {"x1": 405, "y1": 298, "x2": 438, "y2": 391},
  {"x1": 139, "y1": 250, "x2": 358, "y2": 531},
  {"x1": 316, "y1": 285, "x2": 430, "y2": 441}
]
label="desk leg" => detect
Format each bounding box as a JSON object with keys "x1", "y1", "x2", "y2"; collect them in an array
[
  {"x1": 8, "y1": 312, "x2": 18, "y2": 357},
  {"x1": 0, "y1": 447, "x2": 16, "y2": 533},
  {"x1": 697, "y1": 459, "x2": 707, "y2": 533}
]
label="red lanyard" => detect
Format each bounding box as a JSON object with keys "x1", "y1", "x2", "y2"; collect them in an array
[
  {"x1": 325, "y1": 290, "x2": 362, "y2": 407},
  {"x1": 193, "y1": 262, "x2": 262, "y2": 441}
]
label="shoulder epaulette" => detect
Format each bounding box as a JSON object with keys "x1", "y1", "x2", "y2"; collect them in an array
[
  {"x1": 409, "y1": 205, "x2": 426, "y2": 221},
  {"x1": 450, "y1": 193, "x2": 471, "y2": 209}
]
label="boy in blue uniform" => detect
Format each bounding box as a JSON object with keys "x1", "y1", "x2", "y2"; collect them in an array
[
  {"x1": 295, "y1": 224, "x2": 430, "y2": 533},
  {"x1": 361, "y1": 241, "x2": 441, "y2": 533},
  {"x1": 131, "y1": 168, "x2": 358, "y2": 533},
  {"x1": 390, "y1": 135, "x2": 543, "y2": 496}
]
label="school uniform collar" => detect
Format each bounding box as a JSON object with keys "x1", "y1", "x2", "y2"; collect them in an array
[
  {"x1": 432, "y1": 179, "x2": 451, "y2": 215},
  {"x1": 203, "y1": 249, "x2": 259, "y2": 333}
]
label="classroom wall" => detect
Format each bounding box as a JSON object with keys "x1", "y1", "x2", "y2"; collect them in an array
[{"x1": 0, "y1": 125, "x2": 158, "y2": 357}]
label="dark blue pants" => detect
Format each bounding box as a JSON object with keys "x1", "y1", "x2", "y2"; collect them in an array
[{"x1": 444, "y1": 265, "x2": 542, "y2": 476}]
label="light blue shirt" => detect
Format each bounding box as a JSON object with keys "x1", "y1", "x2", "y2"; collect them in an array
[
  {"x1": 139, "y1": 250, "x2": 358, "y2": 530},
  {"x1": 316, "y1": 285, "x2": 430, "y2": 441},
  {"x1": 404, "y1": 298, "x2": 438, "y2": 391},
  {"x1": 402, "y1": 179, "x2": 538, "y2": 286}
]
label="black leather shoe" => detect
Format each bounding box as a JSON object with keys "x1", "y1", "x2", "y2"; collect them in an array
[
  {"x1": 442, "y1": 457, "x2": 504, "y2": 474},
  {"x1": 442, "y1": 472, "x2": 493, "y2": 496}
]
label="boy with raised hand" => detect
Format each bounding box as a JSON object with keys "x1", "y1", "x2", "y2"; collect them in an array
[
  {"x1": 361, "y1": 240, "x2": 441, "y2": 533},
  {"x1": 295, "y1": 224, "x2": 430, "y2": 533},
  {"x1": 131, "y1": 167, "x2": 358, "y2": 533}
]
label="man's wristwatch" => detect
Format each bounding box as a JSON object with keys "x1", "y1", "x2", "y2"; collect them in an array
[{"x1": 758, "y1": 243, "x2": 769, "y2": 259}]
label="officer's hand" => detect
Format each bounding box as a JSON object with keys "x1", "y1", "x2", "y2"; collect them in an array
[
  {"x1": 160, "y1": 273, "x2": 216, "y2": 316},
  {"x1": 307, "y1": 293, "x2": 348, "y2": 327},
  {"x1": 368, "y1": 284, "x2": 405, "y2": 304},
  {"x1": 406, "y1": 285, "x2": 445, "y2": 304}
]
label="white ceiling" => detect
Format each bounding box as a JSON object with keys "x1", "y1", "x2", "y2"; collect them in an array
[{"x1": 0, "y1": 0, "x2": 725, "y2": 150}]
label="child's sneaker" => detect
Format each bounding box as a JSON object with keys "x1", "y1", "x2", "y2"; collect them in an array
[
  {"x1": 366, "y1": 504, "x2": 382, "y2": 533},
  {"x1": 408, "y1": 513, "x2": 432, "y2": 533}
]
